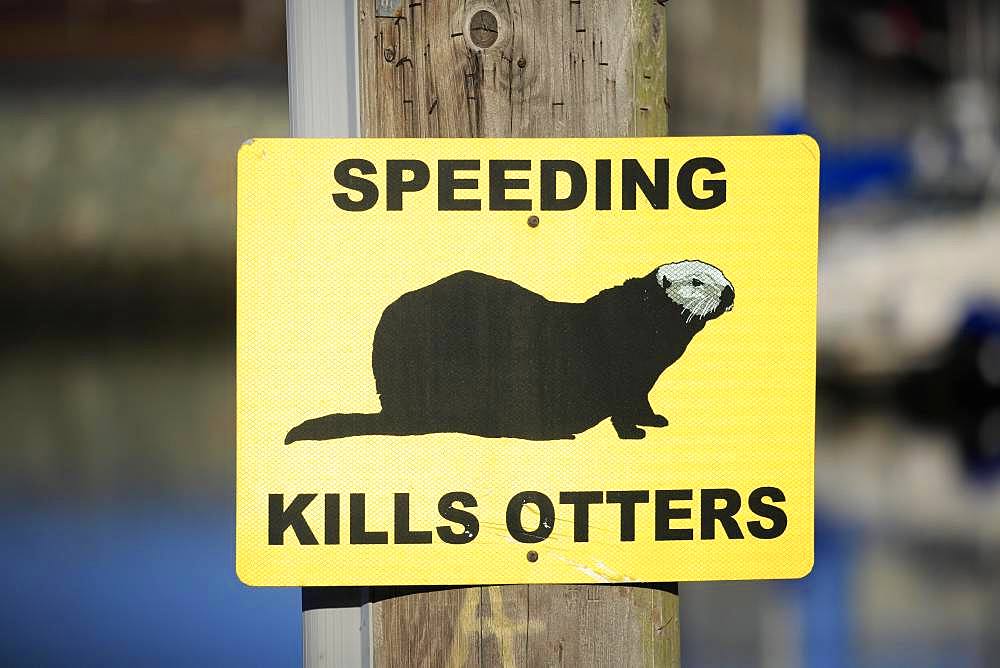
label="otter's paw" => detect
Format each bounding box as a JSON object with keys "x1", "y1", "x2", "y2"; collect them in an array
[
  {"x1": 612, "y1": 423, "x2": 646, "y2": 439},
  {"x1": 638, "y1": 414, "x2": 669, "y2": 428}
]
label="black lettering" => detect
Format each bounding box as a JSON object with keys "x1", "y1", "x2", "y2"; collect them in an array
[
  {"x1": 595, "y1": 159, "x2": 612, "y2": 210},
  {"x1": 350, "y1": 493, "x2": 388, "y2": 544},
  {"x1": 489, "y1": 160, "x2": 532, "y2": 210},
  {"x1": 386, "y1": 159, "x2": 430, "y2": 210},
  {"x1": 506, "y1": 491, "x2": 555, "y2": 543},
  {"x1": 747, "y1": 487, "x2": 787, "y2": 539},
  {"x1": 268, "y1": 493, "x2": 318, "y2": 545},
  {"x1": 324, "y1": 493, "x2": 340, "y2": 545},
  {"x1": 606, "y1": 490, "x2": 649, "y2": 541},
  {"x1": 622, "y1": 158, "x2": 668, "y2": 210},
  {"x1": 655, "y1": 489, "x2": 693, "y2": 540},
  {"x1": 394, "y1": 493, "x2": 433, "y2": 544},
  {"x1": 540, "y1": 160, "x2": 587, "y2": 210},
  {"x1": 332, "y1": 159, "x2": 378, "y2": 211},
  {"x1": 700, "y1": 488, "x2": 744, "y2": 539},
  {"x1": 559, "y1": 491, "x2": 602, "y2": 542},
  {"x1": 677, "y1": 157, "x2": 726, "y2": 209},
  {"x1": 439, "y1": 160, "x2": 481, "y2": 211},
  {"x1": 437, "y1": 491, "x2": 479, "y2": 544}
]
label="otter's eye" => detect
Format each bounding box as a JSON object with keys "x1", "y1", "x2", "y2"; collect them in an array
[
  {"x1": 662, "y1": 279, "x2": 671, "y2": 289},
  {"x1": 691, "y1": 278, "x2": 703, "y2": 287}
]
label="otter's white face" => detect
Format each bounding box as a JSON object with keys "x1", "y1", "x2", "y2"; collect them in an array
[{"x1": 655, "y1": 260, "x2": 734, "y2": 323}]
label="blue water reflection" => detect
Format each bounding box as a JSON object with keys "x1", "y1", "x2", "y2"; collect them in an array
[{"x1": 1, "y1": 507, "x2": 298, "y2": 666}]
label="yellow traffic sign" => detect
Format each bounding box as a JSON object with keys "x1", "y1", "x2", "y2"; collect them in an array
[{"x1": 236, "y1": 136, "x2": 818, "y2": 586}]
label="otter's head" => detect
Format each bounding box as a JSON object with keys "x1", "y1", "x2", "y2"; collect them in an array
[{"x1": 654, "y1": 260, "x2": 734, "y2": 324}]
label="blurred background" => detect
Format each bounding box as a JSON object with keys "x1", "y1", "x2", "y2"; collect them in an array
[{"x1": 1, "y1": 0, "x2": 998, "y2": 665}]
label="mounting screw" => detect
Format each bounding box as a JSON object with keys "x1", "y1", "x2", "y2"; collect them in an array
[
  {"x1": 526, "y1": 550, "x2": 539, "y2": 562},
  {"x1": 384, "y1": 47, "x2": 396, "y2": 62},
  {"x1": 517, "y1": 57, "x2": 527, "y2": 68},
  {"x1": 527, "y1": 215, "x2": 539, "y2": 228}
]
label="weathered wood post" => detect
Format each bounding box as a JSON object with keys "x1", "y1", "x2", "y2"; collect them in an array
[{"x1": 355, "y1": 1, "x2": 679, "y2": 664}]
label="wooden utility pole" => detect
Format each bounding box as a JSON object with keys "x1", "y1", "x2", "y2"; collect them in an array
[
  {"x1": 289, "y1": 1, "x2": 677, "y2": 664},
  {"x1": 359, "y1": 0, "x2": 667, "y2": 138},
  {"x1": 353, "y1": 1, "x2": 679, "y2": 665}
]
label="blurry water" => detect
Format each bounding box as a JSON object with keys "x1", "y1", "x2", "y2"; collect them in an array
[
  {"x1": 0, "y1": 75, "x2": 300, "y2": 665},
  {"x1": 0, "y1": 338, "x2": 299, "y2": 666},
  {"x1": 1, "y1": 507, "x2": 298, "y2": 666},
  {"x1": 682, "y1": 408, "x2": 1000, "y2": 668},
  {"x1": 4, "y1": 337, "x2": 997, "y2": 666}
]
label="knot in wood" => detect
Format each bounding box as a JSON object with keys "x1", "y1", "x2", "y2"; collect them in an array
[{"x1": 468, "y1": 9, "x2": 499, "y2": 48}]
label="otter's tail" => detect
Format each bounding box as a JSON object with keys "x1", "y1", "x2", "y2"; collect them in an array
[{"x1": 285, "y1": 412, "x2": 418, "y2": 444}]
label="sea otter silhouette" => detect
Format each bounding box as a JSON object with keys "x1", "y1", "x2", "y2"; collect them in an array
[{"x1": 286, "y1": 260, "x2": 734, "y2": 443}]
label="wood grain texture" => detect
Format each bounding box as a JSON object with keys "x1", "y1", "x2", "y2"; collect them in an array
[
  {"x1": 359, "y1": 1, "x2": 677, "y2": 665},
  {"x1": 370, "y1": 584, "x2": 679, "y2": 667},
  {"x1": 358, "y1": 0, "x2": 668, "y2": 138}
]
